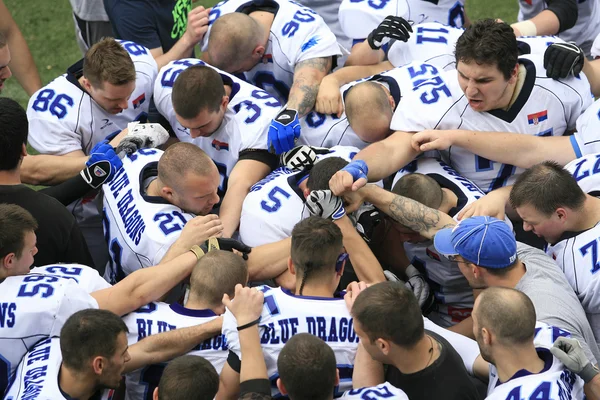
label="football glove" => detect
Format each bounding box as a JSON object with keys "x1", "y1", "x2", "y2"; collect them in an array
[
  {"x1": 544, "y1": 42, "x2": 584, "y2": 80},
  {"x1": 367, "y1": 15, "x2": 413, "y2": 50},
  {"x1": 306, "y1": 190, "x2": 347, "y2": 220},
  {"x1": 351, "y1": 204, "x2": 381, "y2": 243},
  {"x1": 116, "y1": 122, "x2": 170, "y2": 156},
  {"x1": 269, "y1": 109, "x2": 301, "y2": 154},
  {"x1": 82, "y1": 140, "x2": 122, "y2": 189}
]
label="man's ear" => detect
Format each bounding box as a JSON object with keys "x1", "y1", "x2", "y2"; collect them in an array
[
  {"x1": 288, "y1": 257, "x2": 296, "y2": 276},
  {"x1": 153, "y1": 387, "x2": 159, "y2": 400},
  {"x1": 92, "y1": 356, "x2": 105, "y2": 375},
  {"x1": 254, "y1": 45, "x2": 265, "y2": 59},
  {"x1": 276, "y1": 378, "x2": 288, "y2": 395}
]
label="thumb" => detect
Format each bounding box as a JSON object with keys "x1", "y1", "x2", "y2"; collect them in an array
[
  {"x1": 337, "y1": 101, "x2": 344, "y2": 118},
  {"x1": 352, "y1": 177, "x2": 368, "y2": 192},
  {"x1": 222, "y1": 293, "x2": 232, "y2": 308}
]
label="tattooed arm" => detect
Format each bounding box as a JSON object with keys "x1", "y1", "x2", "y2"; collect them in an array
[
  {"x1": 287, "y1": 57, "x2": 332, "y2": 117},
  {"x1": 360, "y1": 185, "x2": 457, "y2": 239}
]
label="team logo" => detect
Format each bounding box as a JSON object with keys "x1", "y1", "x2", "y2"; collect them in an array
[
  {"x1": 100, "y1": 118, "x2": 113, "y2": 130},
  {"x1": 523, "y1": 0, "x2": 532, "y2": 4},
  {"x1": 132, "y1": 93, "x2": 146, "y2": 109},
  {"x1": 262, "y1": 54, "x2": 273, "y2": 64},
  {"x1": 301, "y1": 36, "x2": 320, "y2": 52},
  {"x1": 211, "y1": 139, "x2": 229, "y2": 151},
  {"x1": 94, "y1": 166, "x2": 107, "y2": 177},
  {"x1": 527, "y1": 110, "x2": 548, "y2": 125}
]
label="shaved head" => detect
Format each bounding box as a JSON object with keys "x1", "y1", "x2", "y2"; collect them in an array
[
  {"x1": 158, "y1": 142, "x2": 217, "y2": 189},
  {"x1": 392, "y1": 173, "x2": 443, "y2": 210},
  {"x1": 345, "y1": 82, "x2": 393, "y2": 143},
  {"x1": 207, "y1": 13, "x2": 264, "y2": 72}
]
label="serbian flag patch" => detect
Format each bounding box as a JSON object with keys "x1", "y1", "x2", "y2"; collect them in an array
[
  {"x1": 527, "y1": 110, "x2": 547, "y2": 125},
  {"x1": 132, "y1": 93, "x2": 146, "y2": 109},
  {"x1": 212, "y1": 139, "x2": 229, "y2": 151},
  {"x1": 426, "y1": 248, "x2": 441, "y2": 261}
]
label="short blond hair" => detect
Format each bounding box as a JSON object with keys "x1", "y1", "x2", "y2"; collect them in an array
[{"x1": 83, "y1": 38, "x2": 136, "y2": 88}]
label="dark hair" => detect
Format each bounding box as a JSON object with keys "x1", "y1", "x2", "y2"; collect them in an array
[
  {"x1": 455, "y1": 19, "x2": 518, "y2": 80},
  {"x1": 352, "y1": 281, "x2": 424, "y2": 348},
  {"x1": 392, "y1": 173, "x2": 443, "y2": 209},
  {"x1": 60, "y1": 309, "x2": 129, "y2": 371},
  {"x1": 291, "y1": 216, "x2": 343, "y2": 295},
  {"x1": 0, "y1": 204, "x2": 38, "y2": 259},
  {"x1": 84, "y1": 38, "x2": 136, "y2": 87},
  {"x1": 0, "y1": 97, "x2": 29, "y2": 171},
  {"x1": 475, "y1": 287, "x2": 536, "y2": 345},
  {"x1": 277, "y1": 333, "x2": 337, "y2": 400},
  {"x1": 510, "y1": 161, "x2": 586, "y2": 215},
  {"x1": 479, "y1": 256, "x2": 520, "y2": 276},
  {"x1": 307, "y1": 157, "x2": 349, "y2": 191},
  {"x1": 189, "y1": 250, "x2": 248, "y2": 306},
  {"x1": 158, "y1": 355, "x2": 219, "y2": 400},
  {"x1": 172, "y1": 66, "x2": 225, "y2": 118}
]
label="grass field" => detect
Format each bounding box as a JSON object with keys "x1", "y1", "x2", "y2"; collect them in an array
[{"x1": 2, "y1": 0, "x2": 520, "y2": 108}]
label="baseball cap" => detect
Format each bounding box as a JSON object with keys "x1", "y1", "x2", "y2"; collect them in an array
[{"x1": 434, "y1": 216, "x2": 517, "y2": 269}]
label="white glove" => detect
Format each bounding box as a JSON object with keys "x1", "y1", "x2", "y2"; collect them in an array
[
  {"x1": 116, "y1": 122, "x2": 170, "y2": 156},
  {"x1": 280, "y1": 145, "x2": 318, "y2": 171},
  {"x1": 404, "y1": 264, "x2": 431, "y2": 309},
  {"x1": 306, "y1": 190, "x2": 346, "y2": 220}
]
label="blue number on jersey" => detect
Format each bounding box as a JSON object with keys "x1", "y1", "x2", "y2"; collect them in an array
[
  {"x1": 214, "y1": 161, "x2": 228, "y2": 201},
  {"x1": 44, "y1": 265, "x2": 83, "y2": 283},
  {"x1": 261, "y1": 187, "x2": 291, "y2": 212},
  {"x1": 103, "y1": 212, "x2": 126, "y2": 283},
  {"x1": 506, "y1": 381, "x2": 552, "y2": 400},
  {"x1": 16, "y1": 275, "x2": 59, "y2": 298},
  {"x1": 475, "y1": 156, "x2": 516, "y2": 192},
  {"x1": 263, "y1": 294, "x2": 281, "y2": 316},
  {"x1": 413, "y1": 76, "x2": 451, "y2": 104},
  {"x1": 407, "y1": 64, "x2": 440, "y2": 87},
  {"x1": 160, "y1": 59, "x2": 205, "y2": 88},
  {"x1": 136, "y1": 302, "x2": 158, "y2": 314},
  {"x1": 347, "y1": 385, "x2": 395, "y2": 399},
  {"x1": 32, "y1": 89, "x2": 74, "y2": 119},
  {"x1": 282, "y1": 8, "x2": 317, "y2": 37},
  {"x1": 579, "y1": 239, "x2": 600, "y2": 274},
  {"x1": 448, "y1": 2, "x2": 465, "y2": 27},
  {"x1": 416, "y1": 26, "x2": 450, "y2": 44},
  {"x1": 154, "y1": 211, "x2": 189, "y2": 235},
  {"x1": 129, "y1": 148, "x2": 158, "y2": 162},
  {"x1": 118, "y1": 40, "x2": 148, "y2": 56},
  {"x1": 253, "y1": 72, "x2": 290, "y2": 102},
  {"x1": 571, "y1": 154, "x2": 600, "y2": 182},
  {"x1": 139, "y1": 363, "x2": 167, "y2": 400},
  {"x1": 349, "y1": 0, "x2": 391, "y2": 10},
  {"x1": 233, "y1": 89, "x2": 281, "y2": 123}
]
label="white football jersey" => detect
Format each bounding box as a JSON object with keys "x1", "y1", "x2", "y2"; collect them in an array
[
  {"x1": 240, "y1": 146, "x2": 360, "y2": 247},
  {"x1": 26, "y1": 40, "x2": 157, "y2": 231},
  {"x1": 223, "y1": 286, "x2": 358, "y2": 397},
  {"x1": 299, "y1": 61, "x2": 446, "y2": 148},
  {"x1": 546, "y1": 154, "x2": 600, "y2": 341},
  {"x1": 391, "y1": 158, "x2": 483, "y2": 327},
  {"x1": 297, "y1": 0, "x2": 352, "y2": 53},
  {"x1": 202, "y1": 0, "x2": 341, "y2": 104},
  {"x1": 391, "y1": 54, "x2": 592, "y2": 193},
  {"x1": 341, "y1": 382, "x2": 409, "y2": 399},
  {"x1": 573, "y1": 98, "x2": 600, "y2": 157},
  {"x1": 4, "y1": 338, "x2": 69, "y2": 400},
  {"x1": 339, "y1": 0, "x2": 465, "y2": 43},
  {"x1": 518, "y1": 0, "x2": 600, "y2": 56},
  {"x1": 102, "y1": 149, "x2": 195, "y2": 283},
  {"x1": 592, "y1": 32, "x2": 600, "y2": 59},
  {"x1": 30, "y1": 264, "x2": 111, "y2": 292},
  {"x1": 155, "y1": 58, "x2": 280, "y2": 198},
  {"x1": 486, "y1": 349, "x2": 584, "y2": 400},
  {"x1": 122, "y1": 302, "x2": 228, "y2": 400},
  {"x1": 0, "y1": 274, "x2": 98, "y2": 393}
]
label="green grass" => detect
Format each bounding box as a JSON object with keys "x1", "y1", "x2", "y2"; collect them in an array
[{"x1": 2, "y1": 0, "x2": 519, "y2": 108}]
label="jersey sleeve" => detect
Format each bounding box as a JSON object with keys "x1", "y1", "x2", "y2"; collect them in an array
[
  {"x1": 222, "y1": 308, "x2": 241, "y2": 358},
  {"x1": 338, "y1": 0, "x2": 404, "y2": 40},
  {"x1": 50, "y1": 280, "x2": 99, "y2": 336},
  {"x1": 153, "y1": 69, "x2": 181, "y2": 134},
  {"x1": 341, "y1": 383, "x2": 409, "y2": 399},
  {"x1": 292, "y1": 12, "x2": 341, "y2": 64},
  {"x1": 26, "y1": 108, "x2": 83, "y2": 155},
  {"x1": 573, "y1": 99, "x2": 600, "y2": 156},
  {"x1": 554, "y1": 72, "x2": 593, "y2": 131}
]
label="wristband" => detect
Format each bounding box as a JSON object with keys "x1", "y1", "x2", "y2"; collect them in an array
[
  {"x1": 580, "y1": 363, "x2": 600, "y2": 383},
  {"x1": 237, "y1": 316, "x2": 261, "y2": 331},
  {"x1": 511, "y1": 20, "x2": 537, "y2": 37},
  {"x1": 189, "y1": 245, "x2": 205, "y2": 261}
]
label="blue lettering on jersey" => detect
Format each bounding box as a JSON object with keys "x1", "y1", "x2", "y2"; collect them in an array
[
  {"x1": 17, "y1": 275, "x2": 59, "y2": 298},
  {"x1": 20, "y1": 338, "x2": 52, "y2": 399},
  {"x1": 348, "y1": 0, "x2": 391, "y2": 10},
  {"x1": 571, "y1": 154, "x2": 600, "y2": 182},
  {"x1": 558, "y1": 369, "x2": 577, "y2": 399},
  {"x1": 416, "y1": 26, "x2": 450, "y2": 44},
  {"x1": 31, "y1": 89, "x2": 74, "y2": 120},
  {"x1": 440, "y1": 164, "x2": 483, "y2": 194},
  {"x1": 108, "y1": 168, "x2": 146, "y2": 245},
  {"x1": 118, "y1": 40, "x2": 148, "y2": 56},
  {"x1": 0, "y1": 303, "x2": 16, "y2": 328},
  {"x1": 282, "y1": 8, "x2": 317, "y2": 38},
  {"x1": 261, "y1": 186, "x2": 291, "y2": 213},
  {"x1": 306, "y1": 316, "x2": 359, "y2": 343},
  {"x1": 579, "y1": 238, "x2": 600, "y2": 274},
  {"x1": 347, "y1": 385, "x2": 395, "y2": 398},
  {"x1": 250, "y1": 168, "x2": 292, "y2": 192},
  {"x1": 195, "y1": 334, "x2": 229, "y2": 351},
  {"x1": 260, "y1": 318, "x2": 300, "y2": 344}
]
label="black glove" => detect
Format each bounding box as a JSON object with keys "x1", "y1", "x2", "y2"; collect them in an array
[
  {"x1": 367, "y1": 15, "x2": 412, "y2": 50},
  {"x1": 352, "y1": 204, "x2": 381, "y2": 243},
  {"x1": 544, "y1": 42, "x2": 584, "y2": 80},
  {"x1": 280, "y1": 145, "x2": 318, "y2": 171},
  {"x1": 202, "y1": 237, "x2": 252, "y2": 260}
]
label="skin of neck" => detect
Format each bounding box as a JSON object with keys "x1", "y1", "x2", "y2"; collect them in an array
[
  {"x1": 437, "y1": 188, "x2": 459, "y2": 215},
  {"x1": 59, "y1": 364, "x2": 99, "y2": 400},
  {"x1": 293, "y1": 268, "x2": 338, "y2": 298},
  {"x1": 389, "y1": 334, "x2": 440, "y2": 374},
  {"x1": 146, "y1": 178, "x2": 164, "y2": 198},
  {"x1": 493, "y1": 342, "x2": 545, "y2": 383},
  {"x1": 480, "y1": 261, "x2": 526, "y2": 289},
  {"x1": 499, "y1": 65, "x2": 523, "y2": 111},
  {"x1": 0, "y1": 167, "x2": 21, "y2": 185},
  {"x1": 569, "y1": 196, "x2": 600, "y2": 232},
  {"x1": 185, "y1": 293, "x2": 226, "y2": 315}
]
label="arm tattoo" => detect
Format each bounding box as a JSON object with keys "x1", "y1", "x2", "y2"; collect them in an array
[
  {"x1": 288, "y1": 57, "x2": 332, "y2": 116},
  {"x1": 388, "y1": 195, "x2": 455, "y2": 234}
]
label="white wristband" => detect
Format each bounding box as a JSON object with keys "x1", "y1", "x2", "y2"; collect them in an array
[{"x1": 511, "y1": 20, "x2": 537, "y2": 37}]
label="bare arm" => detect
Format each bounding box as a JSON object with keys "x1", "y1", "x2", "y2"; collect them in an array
[
  {"x1": 247, "y1": 237, "x2": 291, "y2": 281},
  {"x1": 583, "y1": 58, "x2": 600, "y2": 97},
  {"x1": 512, "y1": 10, "x2": 560, "y2": 36},
  {"x1": 352, "y1": 343, "x2": 385, "y2": 388},
  {"x1": 20, "y1": 151, "x2": 88, "y2": 185},
  {"x1": 220, "y1": 160, "x2": 271, "y2": 237},
  {"x1": 412, "y1": 129, "x2": 577, "y2": 168},
  {"x1": 91, "y1": 251, "x2": 198, "y2": 316},
  {"x1": 0, "y1": 0, "x2": 41, "y2": 95},
  {"x1": 287, "y1": 57, "x2": 332, "y2": 117},
  {"x1": 585, "y1": 374, "x2": 600, "y2": 400},
  {"x1": 345, "y1": 41, "x2": 386, "y2": 66},
  {"x1": 124, "y1": 317, "x2": 223, "y2": 373},
  {"x1": 361, "y1": 185, "x2": 456, "y2": 239},
  {"x1": 335, "y1": 216, "x2": 386, "y2": 284}
]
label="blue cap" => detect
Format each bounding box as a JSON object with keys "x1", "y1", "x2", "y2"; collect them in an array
[{"x1": 434, "y1": 216, "x2": 517, "y2": 269}]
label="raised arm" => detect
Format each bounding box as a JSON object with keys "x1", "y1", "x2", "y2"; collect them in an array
[
  {"x1": 360, "y1": 185, "x2": 456, "y2": 239},
  {"x1": 511, "y1": 0, "x2": 577, "y2": 37},
  {"x1": 412, "y1": 129, "x2": 577, "y2": 168},
  {"x1": 125, "y1": 317, "x2": 223, "y2": 373}
]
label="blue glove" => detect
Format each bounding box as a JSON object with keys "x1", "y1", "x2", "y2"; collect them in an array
[
  {"x1": 268, "y1": 109, "x2": 301, "y2": 154},
  {"x1": 342, "y1": 160, "x2": 369, "y2": 183},
  {"x1": 82, "y1": 140, "x2": 123, "y2": 188}
]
